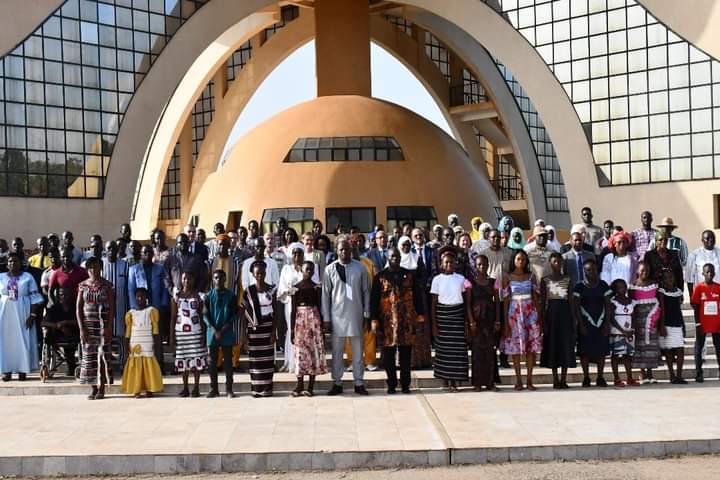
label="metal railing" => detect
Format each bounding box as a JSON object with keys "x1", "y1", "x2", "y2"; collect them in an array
[{"x1": 491, "y1": 175, "x2": 526, "y2": 201}]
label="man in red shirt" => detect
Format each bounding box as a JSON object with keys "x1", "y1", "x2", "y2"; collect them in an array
[
  {"x1": 690, "y1": 263, "x2": 720, "y2": 382},
  {"x1": 48, "y1": 247, "x2": 88, "y2": 307}
]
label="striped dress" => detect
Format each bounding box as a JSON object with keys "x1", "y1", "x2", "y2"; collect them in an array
[
  {"x1": 78, "y1": 281, "x2": 113, "y2": 385},
  {"x1": 174, "y1": 294, "x2": 207, "y2": 372},
  {"x1": 243, "y1": 284, "x2": 276, "y2": 396},
  {"x1": 431, "y1": 273, "x2": 469, "y2": 381}
]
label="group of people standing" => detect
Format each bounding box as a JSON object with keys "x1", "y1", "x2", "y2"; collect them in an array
[{"x1": 0, "y1": 207, "x2": 718, "y2": 399}]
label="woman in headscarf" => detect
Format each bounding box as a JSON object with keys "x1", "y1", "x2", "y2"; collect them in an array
[
  {"x1": 397, "y1": 236, "x2": 418, "y2": 271},
  {"x1": 545, "y1": 226, "x2": 562, "y2": 253},
  {"x1": 277, "y1": 243, "x2": 306, "y2": 372},
  {"x1": 469, "y1": 217, "x2": 484, "y2": 242},
  {"x1": 600, "y1": 231, "x2": 638, "y2": 286},
  {"x1": 497, "y1": 215, "x2": 515, "y2": 235},
  {"x1": 507, "y1": 227, "x2": 526, "y2": 251}
]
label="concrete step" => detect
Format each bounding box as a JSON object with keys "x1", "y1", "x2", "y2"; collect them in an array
[{"x1": 4, "y1": 364, "x2": 717, "y2": 396}]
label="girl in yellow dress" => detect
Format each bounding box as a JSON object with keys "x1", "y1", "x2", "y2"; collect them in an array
[{"x1": 122, "y1": 288, "x2": 163, "y2": 397}]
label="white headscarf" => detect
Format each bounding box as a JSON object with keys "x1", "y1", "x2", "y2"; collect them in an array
[
  {"x1": 398, "y1": 236, "x2": 418, "y2": 270},
  {"x1": 545, "y1": 225, "x2": 561, "y2": 252},
  {"x1": 285, "y1": 241, "x2": 305, "y2": 261}
]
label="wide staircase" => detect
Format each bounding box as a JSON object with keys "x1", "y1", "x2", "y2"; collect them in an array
[{"x1": 3, "y1": 304, "x2": 715, "y2": 396}]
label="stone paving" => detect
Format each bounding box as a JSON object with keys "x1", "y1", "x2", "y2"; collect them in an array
[{"x1": 2, "y1": 382, "x2": 719, "y2": 476}]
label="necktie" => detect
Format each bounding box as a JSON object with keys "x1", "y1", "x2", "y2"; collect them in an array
[{"x1": 576, "y1": 253, "x2": 584, "y2": 282}]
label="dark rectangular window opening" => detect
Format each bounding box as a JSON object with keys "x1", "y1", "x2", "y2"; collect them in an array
[
  {"x1": 386, "y1": 206, "x2": 437, "y2": 231},
  {"x1": 285, "y1": 137, "x2": 403, "y2": 163},
  {"x1": 326, "y1": 207, "x2": 376, "y2": 234},
  {"x1": 262, "y1": 207, "x2": 314, "y2": 235}
]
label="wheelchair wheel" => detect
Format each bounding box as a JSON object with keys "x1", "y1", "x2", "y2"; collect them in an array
[
  {"x1": 74, "y1": 365, "x2": 81, "y2": 379},
  {"x1": 40, "y1": 366, "x2": 49, "y2": 383}
]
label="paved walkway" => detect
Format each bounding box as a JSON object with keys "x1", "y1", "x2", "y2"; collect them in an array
[{"x1": 2, "y1": 383, "x2": 720, "y2": 476}]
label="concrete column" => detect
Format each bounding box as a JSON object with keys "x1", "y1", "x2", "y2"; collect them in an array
[
  {"x1": 314, "y1": 0, "x2": 370, "y2": 96},
  {"x1": 213, "y1": 66, "x2": 228, "y2": 108},
  {"x1": 179, "y1": 116, "x2": 193, "y2": 221}
]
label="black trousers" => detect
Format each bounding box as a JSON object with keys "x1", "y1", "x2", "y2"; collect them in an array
[
  {"x1": 209, "y1": 345, "x2": 233, "y2": 392},
  {"x1": 275, "y1": 299, "x2": 286, "y2": 351},
  {"x1": 383, "y1": 345, "x2": 411, "y2": 390}
]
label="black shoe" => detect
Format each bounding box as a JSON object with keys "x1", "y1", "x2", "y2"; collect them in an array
[
  {"x1": 207, "y1": 389, "x2": 219, "y2": 398},
  {"x1": 326, "y1": 385, "x2": 343, "y2": 396},
  {"x1": 2, "y1": 373, "x2": 11, "y2": 382},
  {"x1": 675, "y1": 377, "x2": 688, "y2": 385},
  {"x1": 191, "y1": 387, "x2": 200, "y2": 398},
  {"x1": 596, "y1": 377, "x2": 608, "y2": 388},
  {"x1": 552, "y1": 382, "x2": 561, "y2": 389},
  {"x1": 179, "y1": 388, "x2": 189, "y2": 398},
  {"x1": 560, "y1": 382, "x2": 570, "y2": 389},
  {"x1": 354, "y1": 385, "x2": 369, "y2": 396},
  {"x1": 387, "y1": 387, "x2": 396, "y2": 394},
  {"x1": 226, "y1": 390, "x2": 236, "y2": 398},
  {"x1": 582, "y1": 377, "x2": 591, "y2": 388},
  {"x1": 696, "y1": 374, "x2": 705, "y2": 383},
  {"x1": 500, "y1": 361, "x2": 511, "y2": 369},
  {"x1": 401, "y1": 387, "x2": 411, "y2": 394}
]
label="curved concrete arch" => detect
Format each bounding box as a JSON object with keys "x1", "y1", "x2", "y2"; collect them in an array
[
  {"x1": 638, "y1": 0, "x2": 720, "y2": 61},
  {"x1": 0, "y1": 0, "x2": 64, "y2": 57},
  {"x1": 398, "y1": 0, "x2": 596, "y2": 223},
  {"x1": 156, "y1": 12, "x2": 502, "y2": 234},
  {"x1": 404, "y1": 10, "x2": 555, "y2": 225},
  {"x1": 117, "y1": 0, "x2": 280, "y2": 236}
]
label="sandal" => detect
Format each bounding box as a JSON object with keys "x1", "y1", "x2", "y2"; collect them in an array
[
  {"x1": 302, "y1": 390, "x2": 314, "y2": 397},
  {"x1": 526, "y1": 383, "x2": 537, "y2": 391},
  {"x1": 614, "y1": 379, "x2": 626, "y2": 388},
  {"x1": 291, "y1": 390, "x2": 301, "y2": 397},
  {"x1": 626, "y1": 378, "x2": 640, "y2": 386},
  {"x1": 514, "y1": 383, "x2": 524, "y2": 391}
]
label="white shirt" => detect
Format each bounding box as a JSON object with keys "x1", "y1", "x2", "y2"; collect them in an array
[
  {"x1": 241, "y1": 256, "x2": 280, "y2": 289},
  {"x1": 685, "y1": 247, "x2": 720, "y2": 285},
  {"x1": 601, "y1": 254, "x2": 634, "y2": 286},
  {"x1": 430, "y1": 273, "x2": 468, "y2": 306}
]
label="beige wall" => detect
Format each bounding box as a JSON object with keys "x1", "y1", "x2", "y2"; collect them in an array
[
  {"x1": 314, "y1": 0, "x2": 371, "y2": 96},
  {"x1": 190, "y1": 96, "x2": 499, "y2": 233},
  {"x1": 639, "y1": 0, "x2": 720, "y2": 61},
  {"x1": 0, "y1": 1, "x2": 64, "y2": 57}
]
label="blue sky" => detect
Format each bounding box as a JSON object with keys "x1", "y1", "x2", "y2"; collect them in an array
[{"x1": 221, "y1": 40, "x2": 453, "y2": 163}]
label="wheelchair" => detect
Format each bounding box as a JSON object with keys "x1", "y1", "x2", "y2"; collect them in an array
[{"x1": 39, "y1": 326, "x2": 80, "y2": 382}]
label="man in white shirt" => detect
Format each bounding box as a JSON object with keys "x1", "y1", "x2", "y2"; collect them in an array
[
  {"x1": 241, "y1": 237, "x2": 280, "y2": 290},
  {"x1": 686, "y1": 230, "x2": 720, "y2": 294}
]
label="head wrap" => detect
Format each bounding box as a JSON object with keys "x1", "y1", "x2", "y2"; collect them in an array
[
  {"x1": 545, "y1": 225, "x2": 561, "y2": 252},
  {"x1": 215, "y1": 233, "x2": 229, "y2": 242},
  {"x1": 534, "y1": 219, "x2": 546, "y2": 227},
  {"x1": 398, "y1": 236, "x2": 418, "y2": 270},
  {"x1": 570, "y1": 224, "x2": 586, "y2": 235},
  {"x1": 286, "y1": 241, "x2": 305, "y2": 260},
  {"x1": 498, "y1": 215, "x2": 514, "y2": 233},
  {"x1": 448, "y1": 213, "x2": 459, "y2": 225},
  {"x1": 470, "y1": 216, "x2": 484, "y2": 241},
  {"x1": 608, "y1": 231, "x2": 632, "y2": 253},
  {"x1": 507, "y1": 227, "x2": 526, "y2": 250}
]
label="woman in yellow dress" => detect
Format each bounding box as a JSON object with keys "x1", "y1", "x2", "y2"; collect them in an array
[{"x1": 122, "y1": 288, "x2": 163, "y2": 397}]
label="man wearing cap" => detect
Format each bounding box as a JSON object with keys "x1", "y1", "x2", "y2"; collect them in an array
[
  {"x1": 447, "y1": 213, "x2": 460, "y2": 229},
  {"x1": 651, "y1": 217, "x2": 688, "y2": 267},
  {"x1": 631, "y1": 211, "x2": 657, "y2": 261},
  {"x1": 580, "y1": 207, "x2": 604, "y2": 255},
  {"x1": 561, "y1": 224, "x2": 594, "y2": 255},
  {"x1": 525, "y1": 226, "x2": 553, "y2": 280},
  {"x1": 562, "y1": 231, "x2": 595, "y2": 289}
]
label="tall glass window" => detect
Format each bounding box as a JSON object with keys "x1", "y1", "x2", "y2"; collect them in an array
[
  {"x1": 0, "y1": 0, "x2": 209, "y2": 199},
  {"x1": 485, "y1": 0, "x2": 720, "y2": 185}
]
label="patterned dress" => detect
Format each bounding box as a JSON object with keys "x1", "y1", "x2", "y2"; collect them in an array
[
  {"x1": 371, "y1": 269, "x2": 423, "y2": 347},
  {"x1": 540, "y1": 276, "x2": 576, "y2": 368},
  {"x1": 291, "y1": 283, "x2": 326, "y2": 376},
  {"x1": 470, "y1": 279, "x2": 497, "y2": 388},
  {"x1": 78, "y1": 280, "x2": 113, "y2": 385},
  {"x1": 630, "y1": 284, "x2": 661, "y2": 369},
  {"x1": 243, "y1": 284, "x2": 276, "y2": 396},
  {"x1": 500, "y1": 277, "x2": 542, "y2": 355},
  {"x1": 174, "y1": 294, "x2": 207, "y2": 372}
]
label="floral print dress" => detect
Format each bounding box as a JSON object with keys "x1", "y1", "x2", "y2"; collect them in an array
[{"x1": 500, "y1": 276, "x2": 542, "y2": 355}]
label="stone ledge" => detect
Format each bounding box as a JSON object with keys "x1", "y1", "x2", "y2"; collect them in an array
[{"x1": 3, "y1": 440, "x2": 719, "y2": 476}]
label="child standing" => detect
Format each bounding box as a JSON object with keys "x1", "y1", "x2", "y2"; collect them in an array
[
  {"x1": 658, "y1": 269, "x2": 686, "y2": 384},
  {"x1": 608, "y1": 279, "x2": 638, "y2": 387},
  {"x1": 540, "y1": 252, "x2": 575, "y2": 389},
  {"x1": 291, "y1": 261, "x2": 327, "y2": 397},
  {"x1": 170, "y1": 272, "x2": 206, "y2": 398},
  {"x1": 690, "y1": 263, "x2": 720, "y2": 383},
  {"x1": 204, "y1": 270, "x2": 238, "y2": 398},
  {"x1": 630, "y1": 262, "x2": 662, "y2": 383},
  {"x1": 431, "y1": 248, "x2": 472, "y2": 392},
  {"x1": 572, "y1": 259, "x2": 611, "y2": 388},
  {"x1": 121, "y1": 288, "x2": 163, "y2": 398}
]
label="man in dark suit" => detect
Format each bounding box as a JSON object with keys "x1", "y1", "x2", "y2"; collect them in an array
[
  {"x1": 366, "y1": 229, "x2": 389, "y2": 273},
  {"x1": 184, "y1": 223, "x2": 209, "y2": 262},
  {"x1": 562, "y1": 231, "x2": 595, "y2": 289}
]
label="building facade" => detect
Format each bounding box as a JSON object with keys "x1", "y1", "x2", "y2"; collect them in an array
[{"x1": 0, "y1": 0, "x2": 717, "y2": 246}]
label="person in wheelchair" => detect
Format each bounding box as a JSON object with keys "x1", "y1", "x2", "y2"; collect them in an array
[{"x1": 41, "y1": 287, "x2": 79, "y2": 377}]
